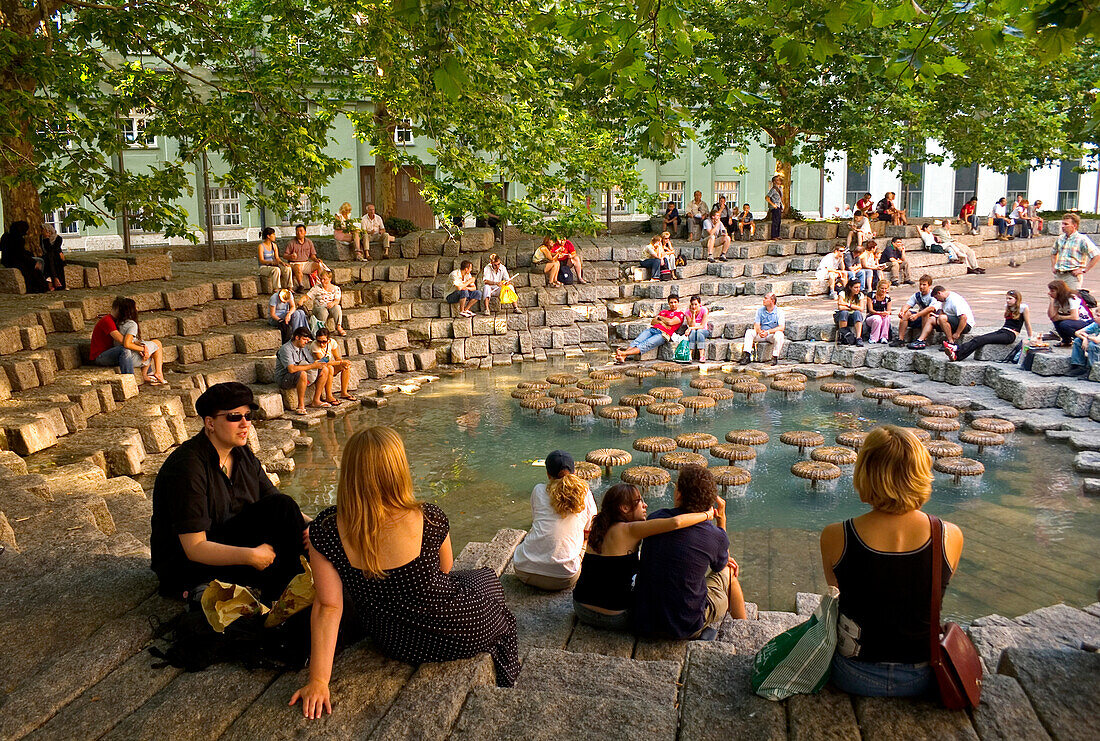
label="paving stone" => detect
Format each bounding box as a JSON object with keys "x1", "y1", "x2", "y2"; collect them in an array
[
  {"x1": 565, "y1": 621, "x2": 636, "y2": 657},
  {"x1": 450, "y1": 686, "x2": 677, "y2": 740},
  {"x1": 853, "y1": 695, "x2": 979, "y2": 740},
  {"x1": 19, "y1": 324, "x2": 48, "y2": 350},
  {"x1": 679, "y1": 643, "x2": 786, "y2": 740},
  {"x1": 796, "y1": 592, "x2": 822, "y2": 616},
  {"x1": 1000, "y1": 647, "x2": 1100, "y2": 741},
  {"x1": 366, "y1": 653, "x2": 493, "y2": 740},
  {"x1": 222, "y1": 643, "x2": 415, "y2": 741},
  {"x1": 517, "y1": 648, "x2": 680, "y2": 705},
  {"x1": 717, "y1": 611, "x2": 804, "y2": 654},
  {"x1": 0, "y1": 448, "x2": 28, "y2": 474},
  {"x1": 499, "y1": 574, "x2": 574, "y2": 654},
  {"x1": 1072, "y1": 450, "x2": 1100, "y2": 475},
  {"x1": 3, "y1": 359, "x2": 40, "y2": 391},
  {"x1": 200, "y1": 331, "x2": 237, "y2": 360},
  {"x1": 970, "y1": 673, "x2": 1051, "y2": 741},
  {"x1": 787, "y1": 686, "x2": 861, "y2": 741}
]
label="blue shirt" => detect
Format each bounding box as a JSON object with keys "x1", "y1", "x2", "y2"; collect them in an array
[
  {"x1": 632, "y1": 508, "x2": 729, "y2": 639},
  {"x1": 755, "y1": 306, "x2": 784, "y2": 331}
]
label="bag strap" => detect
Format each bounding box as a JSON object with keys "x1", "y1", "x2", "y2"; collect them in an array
[{"x1": 928, "y1": 513, "x2": 944, "y2": 664}]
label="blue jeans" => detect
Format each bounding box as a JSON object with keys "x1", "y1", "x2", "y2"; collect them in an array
[
  {"x1": 573, "y1": 600, "x2": 631, "y2": 630},
  {"x1": 856, "y1": 269, "x2": 875, "y2": 292},
  {"x1": 966, "y1": 214, "x2": 980, "y2": 231},
  {"x1": 834, "y1": 309, "x2": 863, "y2": 327},
  {"x1": 994, "y1": 217, "x2": 1011, "y2": 236},
  {"x1": 630, "y1": 326, "x2": 669, "y2": 352},
  {"x1": 687, "y1": 328, "x2": 710, "y2": 350},
  {"x1": 830, "y1": 653, "x2": 934, "y2": 698},
  {"x1": 1055, "y1": 318, "x2": 1090, "y2": 343},
  {"x1": 94, "y1": 344, "x2": 134, "y2": 374},
  {"x1": 1070, "y1": 336, "x2": 1100, "y2": 367},
  {"x1": 269, "y1": 310, "x2": 309, "y2": 343}
]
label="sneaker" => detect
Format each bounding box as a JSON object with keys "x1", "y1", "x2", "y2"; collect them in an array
[
  {"x1": 1042, "y1": 331, "x2": 1060, "y2": 341},
  {"x1": 889, "y1": 339, "x2": 905, "y2": 348},
  {"x1": 738, "y1": 351, "x2": 752, "y2": 366},
  {"x1": 966, "y1": 267, "x2": 979, "y2": 274},
  {"x1": 718, "y1": 255, "x2": 728, "y2": 262},
  {"x1": 708, "y1": 257, "x2": 716, "y2": 263},
  {"x1": 1067, "y1": 364, "x2": 1089, "y2": 377},
  {"x1": 907, "y1": 340, "x2": 926, "y2": 350},
  {"x1": 943, "y1": 342, "x2": 957, "y2": 361},
  {"x1": 855, "y1": 338, "x2": 864, "y2": 347}
]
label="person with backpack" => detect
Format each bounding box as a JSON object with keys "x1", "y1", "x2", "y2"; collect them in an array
[
  {"x1": 893, "y1": 275, "x2": 940, "y2": 348},
  {"x1": 834, "y1": 279, "x2": 867, "y2": 347}
]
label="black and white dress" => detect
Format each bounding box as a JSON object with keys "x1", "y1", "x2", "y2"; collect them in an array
[{"x1": 308, "y1": 503, "x2": 520, "y2": 686}]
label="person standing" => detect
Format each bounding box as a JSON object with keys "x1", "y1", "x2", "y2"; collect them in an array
[
  {"x1": 151, "y1": 382, "x2": 308, "y2": 600},
  {"x1": 1051, "y1": 212, "x2": 1100, "y2": 291},
  {"x1": 765, "y1": 175, "x2": 784, "y2": 239},
  {"x1": 686, "y1": 190, "x2": 708, "y2": 242}
]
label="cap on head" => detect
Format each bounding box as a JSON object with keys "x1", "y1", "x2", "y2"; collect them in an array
[
  {"x1": 195, "y1": 382, "x2": 258, "y2": 419},
  {"x1": 545, "y1": 450, "x2": 575, "y2": 478}
]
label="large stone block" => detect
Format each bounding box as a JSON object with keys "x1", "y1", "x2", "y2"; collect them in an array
[
  {"x1": 679, "y1": 645, "x2": 786, "y2": 740},
  {"x1": 545, "y1": 308, "x2": 577, "y2": 327},
  {"x1": 408, "y1": 258, "x2": 440, "y2": 278},
  {"x1": 232, "y1": 328, "x2": 281, "y2": 354},
  {"x1": 3, "y1": 360, "x2": 40, "y2": 391},
  {"x1": 465, "y1": 336, "x2": 490, "y2": 357},
  {"x1": 999, "y1": 647, "x2": 1100, "y2": 741},
  {"x1": 375, "y1": 328, "x2": 409, "y2": 350},
  {"x1": 1, "y1": 414, "x2": 59, "y2": 454},
  {"x1": 19, "y1": 325, "x2": 47, "y2": 351},
  {"x1": 365, "y1": 353, "x2": 398, "y2": 379},
  {"x1": 95, "y1": 258, "x2": 131, "y2": 286},
  {"x1": 853, "y1": 696, "x2": 978, "y2": 740},
  {"x1": 201, "y1": 332, "x2": 237, "y2": 360}
]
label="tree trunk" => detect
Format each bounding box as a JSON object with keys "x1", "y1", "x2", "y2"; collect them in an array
[
  {"x1": 0, "y1": 124, "x2": 43, "y2": 250},
  {"x1": 775, "y1": 160, "x2": 792, "y2": 215},
  {"x1": 374, "y1": 105, "x2": 397, "y2": 219}
]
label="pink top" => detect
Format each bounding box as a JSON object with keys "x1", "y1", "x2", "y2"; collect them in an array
[{"x1": 689, "y1": 306, "x2": 708, "y2": 327}]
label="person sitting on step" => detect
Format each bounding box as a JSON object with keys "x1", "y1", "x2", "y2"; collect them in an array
[
  {"x1": 846, "y1": 209, "x2": 874, "y2": 251},
  {"x1": 632, "y1": 465, "x2": 746, "y2": 640},
  {"x1": 662, "y1": 201, "x2": 681, "y2": 237},
  {"x1": 573, "y1": 483, "x2": 717, "y2": 630},
  {"x1": 931, "y1": 220, "x2": 983, "y2": 273},
  {"x1": 310, "y1": 327, "x2": 354, "y2": 402},
  {"x1": 359, "y1": 202, "x2": 392, "y2": 259},
  {"x1": 877, "y1": 192, "x2": 907, "y2": 225},
  {"x1": 701, "y1": 208, "x2": 731, "y2": 263},
  {"x1": 892, "y1": 275, "x2": 939, "y2": 348},
  {"x1": 834, "y1": 279, "x2": 867, "y2": 347},
  {"x1": 533, "y1": 237, "x2": 562, "y2": 287},
  {"x1": 290, "y1": 426, "x2": 520, "y2": 719},
  {"x1": 614, "y1": 295, "x2": 687, "y2": 363},
  {"x1": 283, "y1": 224, "x2": 321, "y2": 290},
  {"x1": 816, "y1": 242, "x2": 850, "y2": 299},
  {"x1": 641, "y1": 235, "x2": 674, "y2": 281},
  {"x1": 908, "y1": 284, "x2": 973, "y2": 350},
  {"x1": 946, "y1": 290, "x2": 1033, "y2": 362},
  {"x1": 959, "y1": 197, "x2": 980, "y2": 234},
  {"x1": 1046, "y1": 279, "x2": 1093, "y2": 346},
  {"x1": 268, "y1": 288, "x2": 310, "y2": 344},
  {"x1": 482, "y1": 252, "x2": 523, "y2": 314},
  {"x1": 866, "y1": 280, "x2": 893, "y2": 344},
  {"x1": 685, "y1": 295, "x2": 711, "y2": 363},
  {"x1": 1067, "y1": 318, "x2": 1100, "y2": 377},
  {"x1": 307, "y1": 270, "x2": 345, "y2": 336},
  {"x1": 880, "y1": 236, "x2": 913, "y2": 285},
  {"x1": 819, "y1": 425, "x2": 963, "y2": 697},
  {"x1": 553, "y1": 236, "x2": 586, "y2": 284},
  {"x1": 740, "y1": 292, "x2": 785, "y2": 365},
  {"x1": 990, "y1": 197, "x2": 1014, "y2": 241},
  {"x1": 446, "y1": 260, "x2": 485, "y2": 318},
  {"x1": 114, "y1": 297, "x2": 166, "y2": 386},
  {"x1": 734, "y1": 203, "x2": 755, "y2": 241},
  {"x1": 258, "y1": 227, "x2": 293, "y2": 291},
  {"x1": 512, "y1": 450, "x2": 597, "y2": 591},
  {"x1": 89, "y1": 295, "x2": 137, "y2": 376},
  {"x1": 276, "y1": 327, "x2": 334, "y2": 415},
  {"x1": 151, "y1": 382, "x2": 308, "y2": 601}
]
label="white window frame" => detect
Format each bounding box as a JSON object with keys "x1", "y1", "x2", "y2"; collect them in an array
[
  {"x1": 121, "y1": 109, "x2": 155, "y2": 148},
  {"x1": 45, "y1": 206, "x2": 79, "y2": 235},
  {"x1": 394, "y1": 120, "x2": 414, "y2": 145},
  {"x1": 1006, "y1": 170, "x2": 1030, "y2": 204},
  {"x1": 1058, "y1": 160, "x2": 1081, "y2": 211},
  {"x1": 295, "y1": 37, "x2": 309, "y2": 55},
  {"x1": 658, "y1": 180, "x2": 685, "y2": 211},
  {"x1": 209, "y1": 187, "x2": 242, "y2": 227},
  {"x1": 281, "y1": 192, "x2": 312, "y2": 225},
  {"x1": 713, "y1": 181, "x2": 739, "y2": 209},
  {"x1": 601, "y1": 186, "x2": 630, "y2": 214}
]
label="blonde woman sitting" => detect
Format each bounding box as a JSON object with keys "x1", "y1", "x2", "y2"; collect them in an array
[
  {"x1": 819, "y1": 426, "x2": 964, "y2": 697},
  {"x1": 533, "y1": 237, "x2": 562, "y2": 287},
  {"x1": 290, "y1": 427, "x2": 520, "y2": 719},
  {"x1": 512, "y1": 450, "x2": 596, "y2": 590},
  {"x1": 333, "y1": 202, "x2": 364, "y2": 260}
]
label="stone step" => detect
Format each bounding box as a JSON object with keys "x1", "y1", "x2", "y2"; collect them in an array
[
  {"x1": 449, "y1": 686, "x2": 678, "y2": 740},
  {"x1": 678, "y1": 643, "x2": 788, "y2": 739},
  {"x1": 516, "y1": 648, "x2": 681, "y2": 705}
]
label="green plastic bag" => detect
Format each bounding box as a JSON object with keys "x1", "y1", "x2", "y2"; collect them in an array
[
  {"x1": 673, "y1": 338, "x2": 691, "y2": 363},
  {"x1": 751, "y1": 587, "x2": 839, "y2": 701}
]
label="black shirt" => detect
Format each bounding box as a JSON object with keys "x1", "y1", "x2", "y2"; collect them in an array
[
  {"x1": 151, "y1": 431, "x2": 279, "y2": 592},
  {"x1": 880, "y1": 244, "x2": 903, "y2": 262},
  {"x1": 632, "y1": 508, "x2": 729, "y2": 639}
]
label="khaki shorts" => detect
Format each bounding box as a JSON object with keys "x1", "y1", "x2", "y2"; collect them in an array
[
  {"x1": 514, "y1": 568, "x2": 579, "y2": 592},
  {"x1": 702, "y1": 565, "x2": 731, "y2": 627}
]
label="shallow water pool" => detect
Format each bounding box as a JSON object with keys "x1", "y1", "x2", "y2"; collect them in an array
[{"x1": 280, "y1": 361, "x2": 1100, "y2": 621}]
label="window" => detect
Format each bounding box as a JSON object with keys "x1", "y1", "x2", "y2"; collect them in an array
[
  {"x1": 38, "y1": 119, "x2": 73, "y2": 149},
  {"x1": 44, "y1": 206, "x2": 79, "y2": 235},
  {"x1": 900, "y1": 161, "x2": 923, "y2": 218},
  {"x1": 601, "y1": 187, "x2": 629, "y2": 214},
  {"x1": 845, "y1": 165, "x2": 870, "y2": 211},
  {"x1": 953, "y1": 163, "x2": 978, "y2": 216},
  {"x1": 1006, "y1": 170, "x2": 1029, "y2": 203},
  {"x1": 394, "y1": 120, "x2": 414, "y2": 145},
  {"x1": 713, "y1": 181, "x2": 739, "y2": 209},
  {"x1": 120, "y1": 109, "x2": 155, "y2": 148},
  {"x1": 209, "y1": 187, "x2": 241, "y2": 227},
  {"x1": 281, "y1": 192, "x2": 312, "y2": 225},
  {"x1": 658, "y1": 180, "x2": 685, "y2": 211},
  {"x1": 1058, "y1": 159, "x2": 1081, "y2": 211}
]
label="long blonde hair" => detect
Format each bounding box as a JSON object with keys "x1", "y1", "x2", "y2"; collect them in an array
[
  {"x1": 547, "y1": 472, "x2": 589, "y2": 516},
  {"x1": 336, "y1": 426, "x2": 421, "y2": 578}
]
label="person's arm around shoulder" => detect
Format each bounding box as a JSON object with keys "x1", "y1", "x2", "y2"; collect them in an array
[
  {"x1": 819, "y1": 522, "x2": 844, "y2": 587},
  {"x1": 290, "y1": 539, "x2": 342, "y2": 718},
  {"x1": 621, "y1": 508, "x2": 713, "y2": 541}
]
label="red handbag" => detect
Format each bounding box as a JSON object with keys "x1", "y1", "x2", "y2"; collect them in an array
[{"x1": 927, "y1": 514, "x2": 983, "y2": 709}]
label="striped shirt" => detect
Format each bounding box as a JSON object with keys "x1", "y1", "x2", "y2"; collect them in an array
[{"x1": 1052, "y1": 231, "x2": 1100, "y2": 272}]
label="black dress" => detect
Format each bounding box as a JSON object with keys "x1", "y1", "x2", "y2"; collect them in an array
[{"x1": 308, "y1": 503, "x2": 520, "y2": 686}]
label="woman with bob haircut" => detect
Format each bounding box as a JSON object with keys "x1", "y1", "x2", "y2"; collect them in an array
[
  {"x1": 819, "y1": 425, "x2": 964, "y2": 697},
  {"x1": 291, "y1": 427, "x2": 519, "y2": 718},
  {"x1": 572, "y1": 483, "x2": 718, "y2": 629},
  {"x1": 512, "y1": 449, "x2": 596, "y2": 591}
]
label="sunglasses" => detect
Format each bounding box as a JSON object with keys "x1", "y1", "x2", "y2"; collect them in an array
[{"x1": 217, "y1": 412, "x2": 254, "y2": 422}]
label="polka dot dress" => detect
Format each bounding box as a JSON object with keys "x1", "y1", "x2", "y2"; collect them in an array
[{"x1": 309, "y1": 503, "x2": 520, "y2": 686}]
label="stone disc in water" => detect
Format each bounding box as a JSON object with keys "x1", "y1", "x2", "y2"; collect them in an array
[
  {"x1": 917, "y1": 417, "x2": 960, "y2": 435},
  {"x1": 520, "y1": 396, "x2": 555, "y2": 410},
  {"x1": 598, "y1": 405, "x2": 638, "y2": 421},
  {"x1": 712, "y1": 466, "x2": 752, "y2": 488},
  {"x1": 901, "y1": 427, "x2": 932, "y2": 443},
  {"x1": 919, "y1": 404, "x2": 961, "y2": 419},
  {"x1": 649, "y1": 386, "x2": 684, "y2": 401},
  {"x1": 553, "y1": 402, "x2": 592, "y2": 418},
  {"x1": 690, "y1": 377, "x2": 724, "y2": 390},
  {"x1": 548, "y1": 386, "x2": 583, "y2": 400},
  {"x1": 811, "y1": 446, "x2": 857, "y2": 465},
  {"x1": 625, "y1": 367, "x2": 657, "y2": 381},
  {"x1": 577, "y1": 378, "x2": 611, "y2": 392},
  {"x1": 710, "y1": 443, "x2": 756, "y2": 462},
  {"x1": 681, "y1": 395, "x2": 716, "y2": 411},
  {"x1": 620, "y1": 393, "x2": 656, "y2": 409},
  {"x1": 675, "y1": 432, "x2": 719, "y2": 450},
  {"x1": 518, "y1": 381, "x2": 550, "y2": 391},
  {"x1": 820, "y1": 382, "x2": 856, "y2": 399},
  {"x1": 780, "y1": 431, "x2": 825, "y2": 449},
  {"x1": 970, "y1": 418, "x2": 1015, "y2": 434},
  {"x1": 959, "y1": 429, "x2": 1005, "y2": 449},
  {"x1": 646, "y1": 401, "x2": 685, "y2": 419},
  {"x1": 546, "y1": 373, "x2": 579, "y2": 386},
  {"x1": 933, "y1": 457, "x2": 984, "y2": 479},
  {"x1": 621, "y1": 465, "x2": 671, "y2": 487},
  {"x1": 589, "y1": 369, "x2": 624, "y2": 381},
  {"x1": 573, "y1": 461, "x2": 602, "y2": 481},
  {"x1": 791, "y1": 460, "x2": 842, "y2": 481},
  {"x1": 578, "y1": 394, "x2": 613, "y2": 407},
  {"x1": 726, "y1": 429, "x2": 770, "y2": 446},
  {"x1": 835, "y1": 431, "x2": 868, "y2": 450},
  {"x1": 659, "y1": 451, "x2": 708, "y2": 470},
  {"x1": 586, "y1": 448, "x2": 632, "y2": 468},
  {"x1": 926, "y1": 439, "x2": 964, "y2": 458},
  {"x1": 633, "y1": 436, "x2": 677, "y2": 454},
  {"x1": 511, "y1": 388, "x2": 544, "y2": 400},
  {"x1": 863, "y1": 387, "x2": 900, "y2": 401},
  {"x1": 892, "y1": 394, "x2": 931, "y2": 411},
  {"x1": 700, "y1": 387, "x2": 737, "y2": 401}
]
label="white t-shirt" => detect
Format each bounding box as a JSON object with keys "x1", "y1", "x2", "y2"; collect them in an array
[
  {"x1": 450, "y1": 269, "x2": 473, "y2": 290},
  {"x1": 511, "y1": 482, "x2": 597, "y2": 578},
  {"x1": 991, "y1": 203, "x2": 1007, "y2": 218},
  {"x1": 941, "y1": 292, "x2": 975, "y2": 324},
  {"x1": 856, "y1": 216, "x2": 873, "y2": 236},
  {"x1": 482, "y1": 263, "x2": 510, "y2": 284},
  {"x1": 919, "y1": 231, "x2": 936, "y2": 248},
  {"x1": 816, "y1": 253, "x2": 843, "y2": 280}
]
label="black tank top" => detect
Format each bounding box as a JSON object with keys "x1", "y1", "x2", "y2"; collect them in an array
[
  {"x1": 1003, "y1": 308, "x2": 1025, "y2": 333},
  {"x1": 832, "y1": 517, "x2": 952, "y2": 663},
  {"x1": 572, "y1": 550, "x2": 639, "y2": 612},
  {"x1": 872, "y1": 297, "x2": 889, "y2": 313}
]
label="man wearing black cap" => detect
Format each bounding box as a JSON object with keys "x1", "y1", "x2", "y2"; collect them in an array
[{"x1": 151, "y1": 382, "x2": 307, "y2": 600}]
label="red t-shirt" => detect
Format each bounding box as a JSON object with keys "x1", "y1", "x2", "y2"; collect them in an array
[
  {"x1": 554, "y1": 240, "x2": 576, "y2": 261},
  {"x1": 856, "y1": 198, "x2": 873, "y2": 213},
  {"x1": 89, "y1": 315, "x2": 117, "y2": 361},
  {"x1": 959, "y1": 203, "x2": 976, "y2": 218}
]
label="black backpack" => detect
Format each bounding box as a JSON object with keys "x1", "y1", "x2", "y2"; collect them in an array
[
  {"x1": 1078, "y1": 289, "x2": 1097, "y2": 309},
  {"x1": 557, "y1": 261, "x2": 575, "y2": 285}
]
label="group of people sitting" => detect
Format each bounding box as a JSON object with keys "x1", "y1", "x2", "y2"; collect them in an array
[
  {"x1": 0, "y1": 220, "x2": 66, "y2": 293},
  {"x1": 445, "y1": 254, "x2": 525, "y2": 317},
  {"x1": 847, "y1": 191, "x2": 909, "y2": 225},
  {"x1": 267, "y1": 269, "x2": 347, "y2": 343},
  {"x1": 532, "y1": 236, "x2": 586, "y2": 287},
  {"x1": 959, "y1": 195, "x2": 1043, "y2": 240},
  {"x1": 663, "y1": 194, "x2": 761, "y2": 246},
  {"x1": 150, "y1": 384, "x2": 965, "y2": 712}
]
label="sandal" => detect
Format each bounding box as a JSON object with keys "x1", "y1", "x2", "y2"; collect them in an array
[
  {"x1": 338, "y1": 392, "x2": 356, "y2": 401},
  {"x1": 308, "y1": 401, "x2": 331, "y2": 409},
  {"x1": 326, "y1": 397, "x2": 342, "y2": 406},
  {"x1": 295, "y1": 408, "x2": 307, "y2": 416}
]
